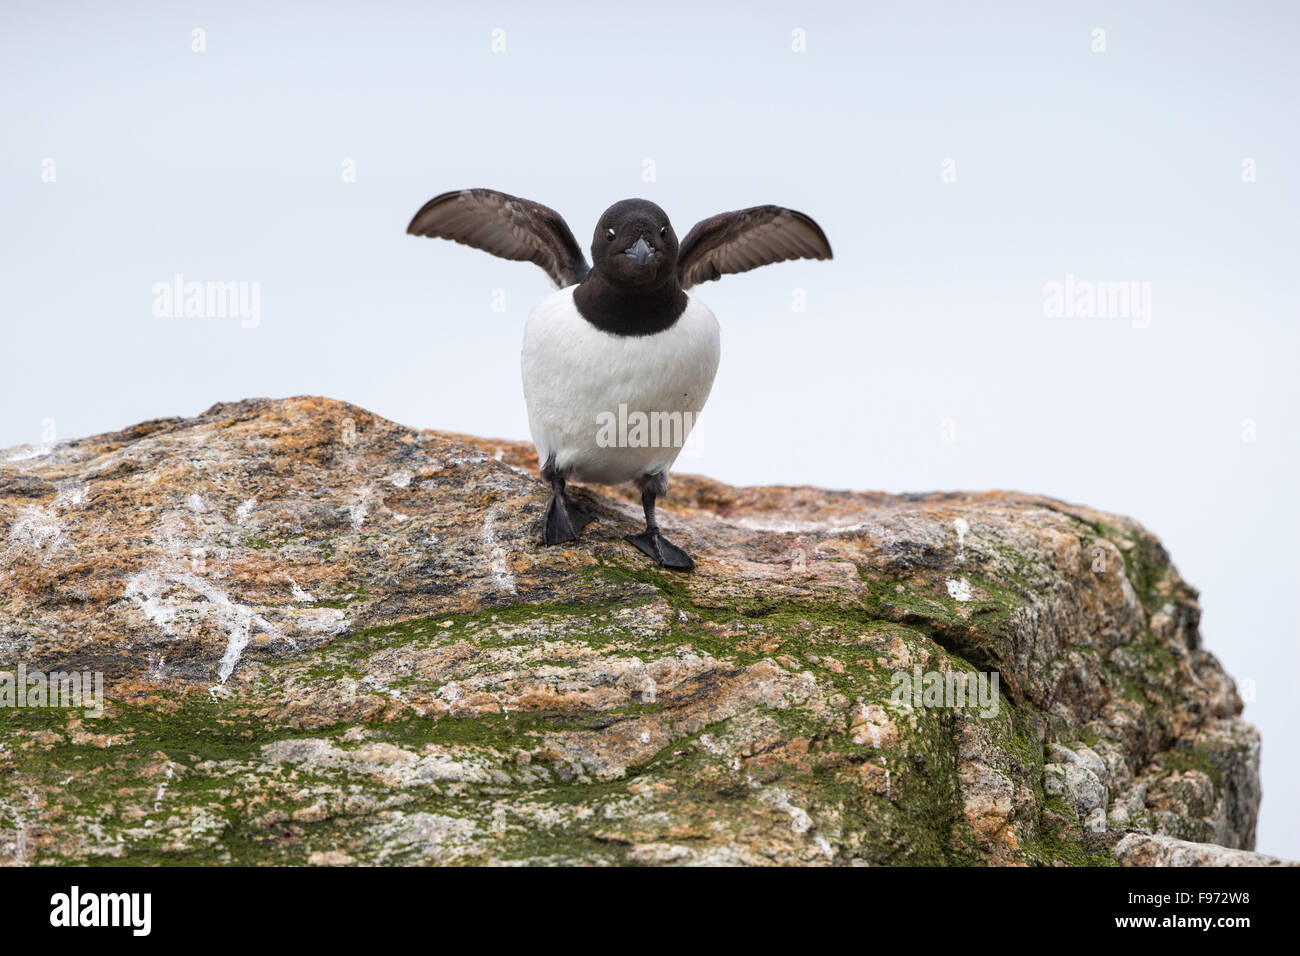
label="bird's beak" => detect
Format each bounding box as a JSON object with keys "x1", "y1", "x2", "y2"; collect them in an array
[{"x1": 624, "y1": 237, "x2": 654, "y2": 265}]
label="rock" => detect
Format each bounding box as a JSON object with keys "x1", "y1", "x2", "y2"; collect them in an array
[
  {"x1": 1115, "y1": 833, "x2": 1297, "y2": 867},
  {"x1": 0, "y1": 396, "x2": 1282, "y2": 866},
  {"x1": 1044, "y1": 761, "x2": 1107, "y2": 816}
]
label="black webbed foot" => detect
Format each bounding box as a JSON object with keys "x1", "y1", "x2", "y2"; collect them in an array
[
  {"x1": 563, "y1": 495, "x2": 597, "y2": 533},
  {"x1": 543, "y1": 490, "x2": 579, "y2": 545},
  {"x1": 541, "y1": 461, "x2": 595, "y2": 546},
  {"x1": 623, "y1": 473, "x2": 694, "y2": 570},
  {"x1": 624, "y1": 529, "x2": 694, "y2": 571}
]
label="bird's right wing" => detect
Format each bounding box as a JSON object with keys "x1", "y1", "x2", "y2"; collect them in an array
[
  {"x1": 676, "y1": 205, "x2": 832, "y2": 290},
  {"x1": 406, "y1": 188, "x2": 590, "y2": 288}
]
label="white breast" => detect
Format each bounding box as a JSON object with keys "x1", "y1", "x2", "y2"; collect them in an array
[{"x1": 521, "y1": 286, "x2": 721, "y2": 486}]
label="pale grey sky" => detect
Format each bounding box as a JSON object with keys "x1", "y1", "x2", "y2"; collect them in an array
[{"x1": 2, "y1": 0, "x2": 1297, "y2": 856}]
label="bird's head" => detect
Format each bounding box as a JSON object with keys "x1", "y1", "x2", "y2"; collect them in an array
[{"x1": 590, "y1": 199, "x2": 679, "y2": 291}]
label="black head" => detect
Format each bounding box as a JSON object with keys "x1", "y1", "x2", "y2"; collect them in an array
[{"x1": 590, "y1": 199, "x2": 679, "y2": 291}]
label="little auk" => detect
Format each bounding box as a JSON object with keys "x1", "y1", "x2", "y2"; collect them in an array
[{"x1": 407, "y1": 189, "x2": 832, "y2": 570}]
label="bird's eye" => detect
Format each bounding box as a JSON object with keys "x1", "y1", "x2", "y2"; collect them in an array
[
  {"x1": 660, "y1": 226, "x2": 667, "y2": 238},
  {"x1": 605, "y1": 228, "x2": 616, "y2": 241}
]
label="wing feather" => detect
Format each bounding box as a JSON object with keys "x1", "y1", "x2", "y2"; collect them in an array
[
  {"x1": 676, "y1": 205, "x2": 832, "y2": 290},
  {"x1": 407, "y1": 188, "x2": 589, "y2": 287}
]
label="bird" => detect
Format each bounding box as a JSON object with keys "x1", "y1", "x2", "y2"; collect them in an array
[{"x1": 407, "y1": 188, "x2": 832, "y2": 571}]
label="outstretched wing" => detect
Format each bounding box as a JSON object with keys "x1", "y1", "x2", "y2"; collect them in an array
[
  {"x1": 676, "y1": 205, "x2": 832, "y2": 290},
  {"x1": 406, "y1": 188, "x2": 590, "y2": 288}
]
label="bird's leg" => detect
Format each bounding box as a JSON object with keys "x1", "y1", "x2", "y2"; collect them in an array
[
  {"x1": 543, "y1": 471, "x2": 578, "y2": 545},
  {"x1": 541, "y1": 457, "x2": 595, "y2": 546},
  {"x1": 624, "y1": 477, "x2": 694, "y2": 571}
]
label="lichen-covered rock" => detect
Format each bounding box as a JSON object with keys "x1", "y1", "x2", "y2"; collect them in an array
[
  {"x1": 1115, "y1": 833, "x2": 1296, "y2": 867},
  {"x1": 0, "y1": 396, "x2": 1274, "y2": 865}
]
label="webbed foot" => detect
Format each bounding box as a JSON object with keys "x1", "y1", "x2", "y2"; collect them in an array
[
  {"x1": 624, "y1": 528, "x2": 694, "y2": 571},
  {"x1": 563, "y1": 495, "x2": 597, "y2": 533},
  {"x1": 543, "y1": 491, "x2": 579, "y2": 545},
  {"x1": 542, "y1": 478, "x2": 597, "y2": 545}
]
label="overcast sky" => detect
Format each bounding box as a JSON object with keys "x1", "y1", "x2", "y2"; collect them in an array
[{"x1": 2, "y1": 0, "x2": 1297, "y2": 856}]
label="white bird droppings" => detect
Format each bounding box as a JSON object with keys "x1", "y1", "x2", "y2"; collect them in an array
[
  {"x1": 954, "y1": 517, "x2": 970, "y2": 563},
  {"x1": 3, "y1": 445, "x2": 50, "y2": 463},
  {"x1": 482, "y1": 509, "x2": 517, "y2": 594},
  {"x1": 946, "y1": 577, "x2": 973, "y2": 602},
  {"x1": 153, "y1": 763, "x2": 175, "y2": 812},
  {"x1": 347, "y1": 488, "x2": 373, "y2": 530},
  {"x1": 8, "y1": 506, "x2": 64, "y2": 554}
]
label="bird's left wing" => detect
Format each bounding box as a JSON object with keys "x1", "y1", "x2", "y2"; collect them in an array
[
  {"x1": 676, "y1": 205, "x2": 832, "y2": 290},
  {"x1": 406, "y1": 188, "x2": 590, "y2": 288}
]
